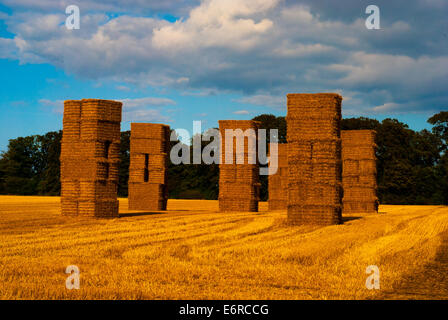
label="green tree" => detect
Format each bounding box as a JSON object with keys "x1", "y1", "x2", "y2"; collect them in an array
[
  {"x1": 167, "y1": 130, "x2": 219, "y2": 200},
  {"x1": 36, "y1": 131, "x2": 62, "y2": 195},
  {"x1": 341, "y1": 117, "x2": 380, "y2": 131},
  {"x1": 428, "y1": 111, "x2": 448, "y2": 151},
  {"x1": 0, "y1": 136, "x2": 41, "y2": 195},
  {"x1": 428, "y1": 111, "x2": 448, "y2": 204},
  {"x1": 252, "y1": 114, "x2": 287, "y2": 143}
]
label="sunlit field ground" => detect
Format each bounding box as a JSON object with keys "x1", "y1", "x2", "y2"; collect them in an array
[{"x1": 0, "y1": 195, "x2": 447, "y2": 300}]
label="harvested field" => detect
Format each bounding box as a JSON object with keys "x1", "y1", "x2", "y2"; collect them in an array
[{"x1": 0, "y1": 195, "x2": 447, "y2": 300}]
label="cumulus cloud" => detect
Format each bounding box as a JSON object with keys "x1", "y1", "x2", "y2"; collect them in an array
[
  {"x1": 152, "y1": 0, "x2": 278, "y2": 51},
  {"x1": 3, "y1": 0, "x2": 448, "y2": 114}
]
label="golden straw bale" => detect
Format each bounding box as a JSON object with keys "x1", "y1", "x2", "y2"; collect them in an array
[
  {"x1": 218, "y1": 120, "x2": 261, "y2": 212},
  {"x1": 286, "y1": 93, "x2": 343, "y2": 225},
  {"x1": 341, "y1": 130, "x2": 378, "y2": 214},
  {"x1": 268, "y1": 143, "x2": 288, "y2": 210},
  {"x1": 60, "y1": 99, "x2": 122, "y2": 218},
  {"x1": 128, "y1": 123, "x2": 170, "y2": 211}
]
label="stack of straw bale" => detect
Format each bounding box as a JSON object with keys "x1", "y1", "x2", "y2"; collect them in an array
[
  {"x1": 286, "y1": 93, "x2": 343, "y2": 225},
  {"x1": 218, "y1": 120, "x2": 260, "y2": 212},
  {"x1": 341, "y1": 130, "x2": 378, "y2": 214},
  {"x1": 268, "y1": 143, "x2": 288, "y2": 210},
  {"x1": 60, "y1": 99, "x2": 122, "y2": 218},
  {"x1": 128, "y1": 123, "x2": 170, "y2": 211}
]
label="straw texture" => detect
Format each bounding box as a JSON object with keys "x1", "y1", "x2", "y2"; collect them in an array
[
  {"x1": 341, "y1": 130, "x2": 378, "y2": 214},
  {"x1": 268, "y1": 143, "x2": 288, "y2": 210},
  {"x1": 286, "y1": 93, "x2": 343, "y2": 225},
  {"x1": 60, "y1": 99, "x2": 122, "y2": 218},
  {"x1": 128, "y1": 123, "x2": 170, "y2": 211},
  {"x1": 218, "y1": 120, "x2": 261, "y2": 212}
]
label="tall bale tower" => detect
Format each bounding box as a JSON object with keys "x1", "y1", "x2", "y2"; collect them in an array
[
  {"x1": 128, "y1": 123, "x2": 170, "y2": 211},
  {"x1": 286, "y1": 93, "x2": 343, "y2": 225},
  {"x1": 218, "y1": 120, "x2": 260, "y2": 212},
  {"x1": 268, "y1": 143, "x2": 288, "y2": 210},
  {"x1": 341, "y1": 130, "x2": 378, "y2": 214},
  {"x1": 60, "y1": 99, "x2": 122, "y2": 218}
]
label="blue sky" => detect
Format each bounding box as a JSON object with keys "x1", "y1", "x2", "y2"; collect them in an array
[{"x1": 1, "y1": 0, "x2": 447, "y2": 151}]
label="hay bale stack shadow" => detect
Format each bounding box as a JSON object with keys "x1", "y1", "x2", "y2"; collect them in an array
[{"x1": 119, "y1": 211, "x2": 166, "y2": 218}]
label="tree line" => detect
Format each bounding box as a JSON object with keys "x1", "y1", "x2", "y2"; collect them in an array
[{"x1": 0, "y1": 112, "x2": 447, "y2": 205}]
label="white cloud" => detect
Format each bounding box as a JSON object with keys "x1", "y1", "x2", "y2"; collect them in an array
[
  {"x1": 152, "y1": 0, "x2": 277, "y2": 51},
  {"x1": 233, "y1": 110, "x2": 250, "y2": 115}
]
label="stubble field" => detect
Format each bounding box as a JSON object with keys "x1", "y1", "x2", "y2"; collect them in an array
[{"x1": 0, "y1": 196, "x2": 447, "y2": 300}]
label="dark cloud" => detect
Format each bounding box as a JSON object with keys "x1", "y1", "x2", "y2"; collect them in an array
[{"x1": 1, "y1": 0, "x2": 447, "y2": 115}]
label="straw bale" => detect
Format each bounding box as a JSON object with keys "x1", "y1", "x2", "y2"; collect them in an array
[
  {"x1": 268, "y1": 143, "x2": 288, "y2": 210},
  {"x1": 286, "y1": 93, "x2": 343, "y2": 225},
  {"x1": 341, "y1": 130, "x2": 378, "y2": 214},
  {"x1": 60, "y1": 99, "x2": 122, "y2": 218},
  {"x1": 128, "y1": 183, "x2": 168, "y2": 211},
  {"x1": 218, "y1": 120, "x2": 260, "y2": 212},
  {"x1": 128, "y1": 123, "x2": 170, "y2": 211}
]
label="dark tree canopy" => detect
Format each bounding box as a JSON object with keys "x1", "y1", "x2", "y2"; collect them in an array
[
  {"x1": 428, "y1": 111, "x2": 448, "y2": 152},
  {"x1": 252, "y1": 114, "x2": 287, "y2": 144},
  {"x1": 0, "y1": 131, "x2": 61, "y2": 195}
]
